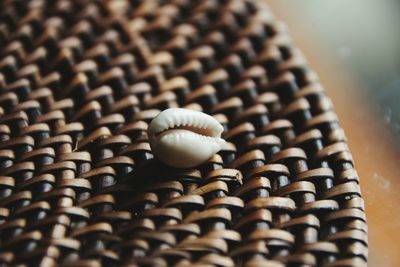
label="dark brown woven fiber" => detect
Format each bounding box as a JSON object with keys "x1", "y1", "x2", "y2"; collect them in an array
[{"x1": 0, "y1": 0, "x2": 368, "y2": 266}]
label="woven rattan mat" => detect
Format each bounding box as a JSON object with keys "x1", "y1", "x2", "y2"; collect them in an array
[{"x1": 0, "y1": 1, "x2": 368, "y2": 266}]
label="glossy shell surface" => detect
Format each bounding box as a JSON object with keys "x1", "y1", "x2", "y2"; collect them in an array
[{"x1": 148, "y1": 108, "x2": 226, "y2": 168}]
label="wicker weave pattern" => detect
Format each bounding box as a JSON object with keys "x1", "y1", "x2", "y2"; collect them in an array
[{"x1": 0, "y1": 1, "x2": 367, "y2": 266}]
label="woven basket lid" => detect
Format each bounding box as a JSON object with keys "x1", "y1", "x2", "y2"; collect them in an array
[{"x1": 0, "y1": 0, "x2": 367, "y2": 266}]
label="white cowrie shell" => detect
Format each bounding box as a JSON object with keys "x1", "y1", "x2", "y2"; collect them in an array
[{"x1": 148, "y1": 108, "x2": 226, "y2": 168}]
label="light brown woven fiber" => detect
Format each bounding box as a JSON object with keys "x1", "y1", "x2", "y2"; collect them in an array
[{"x1": 0, "y1": 0, "x2": 367, "y2": 266}]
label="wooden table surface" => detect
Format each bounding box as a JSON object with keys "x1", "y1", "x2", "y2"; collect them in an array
[{"x1": 268, "y1": 1, "x2": 400, "y2": 266}]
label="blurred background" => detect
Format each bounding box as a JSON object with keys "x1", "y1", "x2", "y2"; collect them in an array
[{"x1": 267, "y1": 0, "x2": 400, "y2": 266}]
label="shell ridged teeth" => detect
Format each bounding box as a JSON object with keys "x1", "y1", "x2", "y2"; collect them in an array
[{"x1": 148, "y1": 108, "x2": 226, "y2": 168}]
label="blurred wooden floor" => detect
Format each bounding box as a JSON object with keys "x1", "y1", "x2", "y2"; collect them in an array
[{"x1": 268, "y1": 1, "x2": 400, "y2": 266}]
